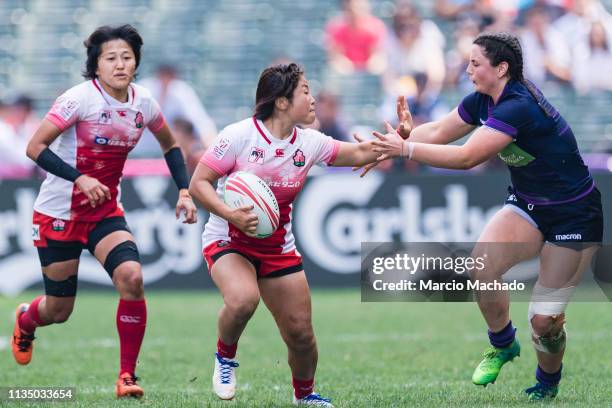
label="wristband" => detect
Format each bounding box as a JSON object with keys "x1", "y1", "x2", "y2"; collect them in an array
[
  {"x1": 403, "y1": 141, "x2": 415, "y2": 160},
  {"x1": 408, "y1": 141, "x2": 415, "y2": 160}
]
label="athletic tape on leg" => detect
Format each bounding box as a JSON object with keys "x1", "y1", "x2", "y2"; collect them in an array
[
  {"x1": 43, "y1": 274, "x2": 78, "y2": 297},
  {"x1": 528, "y1": 283, "x2": 572, "y2": 353},
  {"x1": 103, "y1": 241, "x2": 140, "y2": 277}
]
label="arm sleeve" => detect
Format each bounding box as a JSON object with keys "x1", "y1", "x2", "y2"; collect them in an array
[
  {"x1": 45, "y1": 88, "x2": 84, "y2": 131},
  {"x1": 164, "y1": 147, "x2": 189, "y2": 190},
  {"x1": 457, "y1": 92, "x2": 479, "y2": 126},
  {"x1": 199, "y1": 128, "x2": 238, "y2": 176}
]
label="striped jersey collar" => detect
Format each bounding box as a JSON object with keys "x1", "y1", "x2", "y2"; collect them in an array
[
  {"x1": 92, "y1": 79, "x2": 135, "y2": 106},
  {"x1": 253, "y1": 116, "x2": 297, "y2": 144}
]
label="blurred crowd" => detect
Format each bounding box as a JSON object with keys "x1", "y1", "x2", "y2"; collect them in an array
[
  {"x1": 313, "y1": 0, "x2": 612, "y2": 172},
  {"x1": 1, "y1": 0, "x2": 611, "y2": 179},
  {"x1": 319, "y1": 0, "x2": 612, "y2": 133}
]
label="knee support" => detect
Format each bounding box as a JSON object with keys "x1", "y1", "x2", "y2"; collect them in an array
[
  {"x1": 528, "y1": 283, "x2": 573, "y2": 354},
  {"x1": 43, "y1": 274, "x2": 78, "y2": 297},
  {"x1": 104, "y1": 241, "x2": 140, "y2": 278},
  {"x1": 37, "y1": 246, "x2": 82, "y2": 267}
]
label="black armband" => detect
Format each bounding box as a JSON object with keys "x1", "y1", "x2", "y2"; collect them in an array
[
  {"x1": 164, "y1": 147, "x2": 190, "y2": 190},
  {"x1": 36, "y1": 147, "x2": 82, "y2": 182}
]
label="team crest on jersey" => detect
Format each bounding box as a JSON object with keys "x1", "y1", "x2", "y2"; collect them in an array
[
  {"x1": 249, "y1": 147, "x2": 265, "y2": 164},
  {"x1": 52, "y1": 219, "x2": 65, "y2": 232},
  {"x1": 98, "y1": 110, "x2": 112, "y2": 124},
  {"x1": 134, "y1": 112, "x2": 144, "y2": 128},
  {"x1": 293, "y1": 149, "x2": 305, "y2": 167}
]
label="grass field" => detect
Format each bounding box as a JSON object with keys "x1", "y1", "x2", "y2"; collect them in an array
[{"x1": 1, "y1": 289, "x2": 611, "y2": 407}]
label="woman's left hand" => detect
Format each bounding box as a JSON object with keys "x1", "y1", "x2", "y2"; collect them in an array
[
  {"x1": 372, "y1": 122, "x2": 407, "y2": 159},
  {"x1": 176, "y1": 192, "x2": 198, "y2": 224}
]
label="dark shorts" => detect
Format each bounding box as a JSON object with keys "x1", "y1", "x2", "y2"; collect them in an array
[
  {"x1": 504, "y1": 186, "x2": 603, "y2": 244},
  {"x1": 33, "y1": 210, "x2": 132, "y2": 267},
  {"x1": 203, "y1": 240, "x2": 303, "y2": 278}
]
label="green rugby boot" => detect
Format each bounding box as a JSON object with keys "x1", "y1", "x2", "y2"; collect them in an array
[
  {"x1": 525, "y1": 382, "x2": 558, "y2": 401},
  {"x1": 472, "y1": 339, "x2": 520, "y2": 386}
]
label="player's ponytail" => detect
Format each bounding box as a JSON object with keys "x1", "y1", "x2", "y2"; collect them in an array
[
  {"x1": 254, "y1": 63, "x2": 304, "y2": 121},
  {"x1": 473, "y1": 32, "x2": 554, "y2": 117}
]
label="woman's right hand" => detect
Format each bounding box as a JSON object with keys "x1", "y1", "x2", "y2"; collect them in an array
[
  {"x1": 396, "y1": 95, "x2": 414, "y2": 140},
  {"x1": 228, "y1": 204, "x2": 259, "y2": 236},
  {"x1": 75, "y1": 175, "x2": 111, "y2": 208}
]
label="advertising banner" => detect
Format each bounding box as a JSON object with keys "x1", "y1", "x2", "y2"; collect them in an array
[{"x1": 0, "y1": 171, "x2": 610, "y2": 294}]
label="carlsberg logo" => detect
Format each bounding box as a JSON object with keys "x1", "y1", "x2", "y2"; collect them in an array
[{"x1": 294, "y1": 174, "x2": 502, "y2": 274}]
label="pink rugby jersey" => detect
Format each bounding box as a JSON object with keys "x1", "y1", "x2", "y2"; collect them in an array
[
  {"x1": 34, "y1": 79, "x2": 166, "y2": 221},
  {"x1": 201, "y1": 117, "x2": 341, "y2": 254}
]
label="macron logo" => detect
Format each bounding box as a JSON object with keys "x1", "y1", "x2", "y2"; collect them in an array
[
  {"x1": 555, "y1": 233, "x2": 582, "y2": 241},
  {"x1": 119, "y1": 315, "x2": 141, "y2": 323}
]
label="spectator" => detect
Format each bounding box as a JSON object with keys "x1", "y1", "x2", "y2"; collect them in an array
[
  {"x1": 0, "y1": 110, "x2": 34, "y2": 178},
  {"x1": 325, "y1": 0, "x2": 387, "y2": 75},
  {"x1": 520, "y1": 5, "x2": 572, "y2": 85},
  {"x1": 2, "y1": 94, "x2": 40, "y2": 142},
  {"x1": 136, "y1": 64, "x2": 217, "y2": 157},
  {"x1": 308, "y1": 91, "x2": 351, "y2": 142},
  {"x1": 380, "y1": 3, "x2": 446, "y2": 125},
  {"x1": 172, "y1": 118, "x2": 205, "y2": 175},
  {"x1": 572, "y1": 21, "x2": 612, "y2": 93},
  {"x1": 434, "y1": 0, "x2": 476, "y2": 20},
  {"x1": 445, "y1": 17, "x2": 481, "y2": 91},
  {"x1": 516, "y1": 0, "x2": 569, "y2": 26},
  {"x1": 554, "y1": 0, "x2": 612, "y2": 46}
]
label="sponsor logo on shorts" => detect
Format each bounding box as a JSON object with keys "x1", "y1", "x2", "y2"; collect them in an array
[
  {"x1": 555, "y1": 233, "x2": 582, "y2": 241},
  {"x1": 507, "y1": 194, "x2": 517, "y2": 202},
  {"x1": 249, "y1": 147, "x2": 265, "y2": 164},
  {"x1": 32, "y1": 225, "x2": 40, "y2": 241},
  {"x1": 119, "y1": 315, "x2": 141, "y2": 323},
  {"x1": 217, "y1": 240, "x2": 230, "y2": 247},
  {"x1": 52, "y1": 219, "x2": 65, "y2": 232}
]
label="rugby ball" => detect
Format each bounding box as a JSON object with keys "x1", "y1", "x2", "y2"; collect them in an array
[{"x1": 224, "y1": 171, "x2": 280, "y2": 238}]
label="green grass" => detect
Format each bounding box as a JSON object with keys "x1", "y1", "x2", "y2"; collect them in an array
[{"x1": 1, "y1": 290, "x2": 611, "y2": 407}]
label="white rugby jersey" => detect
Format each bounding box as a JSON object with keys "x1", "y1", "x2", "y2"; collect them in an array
[
  {"x1": 201, "y1": 117, "x2": 341, "y2": 254},
  {"x1": 34, "y1": 79, "x2": 166, "y2": 221}
]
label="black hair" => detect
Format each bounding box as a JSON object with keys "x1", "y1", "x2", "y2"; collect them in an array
[
  {"x1": 254, "y1": 63, "x2": 304, "y2": 121},
  {"x1": 473, "y1": 32, "x2": 554, "y2": 117},
  {"x1": 82, "y1": 24, "x2": 143, "y2": 80}
]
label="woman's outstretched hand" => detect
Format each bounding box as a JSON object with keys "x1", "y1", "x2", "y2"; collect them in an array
[{"x1": 372, "y1": 122, "x2": 407, "y2": 159}]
